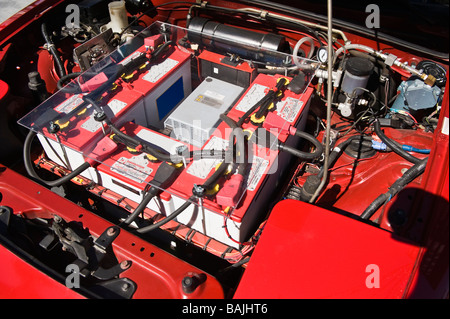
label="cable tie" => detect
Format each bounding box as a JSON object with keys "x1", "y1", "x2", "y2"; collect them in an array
[{"x1": 202, "y1": 238, "x2": 212, "y2": 251}]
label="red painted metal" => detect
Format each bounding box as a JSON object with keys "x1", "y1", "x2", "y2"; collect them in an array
[
  {"x1": 0, "y1": 244, "x2": 85, "y2": 299},
  {"x1": 0, "y1": 164, "x2": 224, "y2": 299},
  {"x1": 296, "y1": 128, "x2": 432, "y2": 226},
  {"x1": 401, "y1": 77, "x2": 450, "y2": 298},
  {"x1": 234, "y1": 199, "x2": 422, "y2": 299},
  {"x1": 0, "y1": 79, "x2": 8, "y2": 101},
  {"x1": 0, "y1": 0, "x2": 65, "y2": 44}
]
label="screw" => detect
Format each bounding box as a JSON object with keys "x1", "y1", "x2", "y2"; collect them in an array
[
  {"x1": 192, "y1": 184, "x2": 205, "y2": 198},
  {"x1": 181, "y1": 275, "x2": 201, "y2": 294},
  {"x1": 120, "y1": 260, "x2": 131, "y2": 270},
  {"x1": 107, "y1": 227, "x2": 117, "y2": 236},
  {"x1": 48, "y1": 121, "x2": 60, "y2": 134},
  {"x1": 94, "y1": 111, "x2": 106, "y2": 122}
]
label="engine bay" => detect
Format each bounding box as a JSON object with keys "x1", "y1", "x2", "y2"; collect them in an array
[{"x1": 0, "y1": 0, "x2": 448, "y2": 299}]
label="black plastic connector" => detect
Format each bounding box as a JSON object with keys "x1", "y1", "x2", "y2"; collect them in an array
[
  {"x1": 378, "y1": 117, "x2": 402, "y2": 128},
  {"x1": 150, "y1": 161, "x2": 180, "y2": 190}
]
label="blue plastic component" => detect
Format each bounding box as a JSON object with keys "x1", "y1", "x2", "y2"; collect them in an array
[
  {"x1": 156, "y1": 77, "x2": 185, "y2": 121},
  {"x1": 391, "y1": 79, "x2": 441, "y2": 113},
  {"x1": 372, "y1": 140, "x2": 388, "y2": 151},
  {"x1": 402, "y1": 145, "x2": 431, "y2": 154}
]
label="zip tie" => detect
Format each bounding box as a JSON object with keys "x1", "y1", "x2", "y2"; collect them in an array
[
  {"x1": 221, "y1": 247, "x2": 234, "y2": 259},
  {"x1": 171, "y1": 223, "x2": 181, "y2": 236},
  {"x1": 187, "y1": 229, "x2": 197, "y2": 244},
  {"x1": 185, "y1": 228, "x2": 194, "y2": 242},
  {"x1": 202, "y1": 238, "x2": 212, "y2": 251}
]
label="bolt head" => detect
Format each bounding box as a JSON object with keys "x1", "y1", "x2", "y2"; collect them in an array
[
  {"x1": 120, "y1": 260, "x2": 131, "y2": 270},
  {"x1": 107, "y1": 227, "x2": 117, "y2": 236}
]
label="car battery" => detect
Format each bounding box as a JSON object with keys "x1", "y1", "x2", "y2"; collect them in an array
[
  {"x1": 96, "y1": 122, "x2": 193, "y2": 216},
  {"x1": 163, "y1": 74, "x2": 314, "y2": 248},
  {"x1": 226, "y1": 73, "x2": 313, "y2": 137},
  {"x1": 37, "y1": 84, "x2": 146, "y2": 183},
  {"x1": 198, "y1": 50, "x2": 257, "y2": 87},
  {"x1": 121, "y1": 42, "x2": 192, "y2": 129}
]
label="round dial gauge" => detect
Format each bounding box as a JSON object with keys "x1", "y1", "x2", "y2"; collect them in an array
[{"x1": 317, "y1": 47, "x2": 329, "y2": 63}]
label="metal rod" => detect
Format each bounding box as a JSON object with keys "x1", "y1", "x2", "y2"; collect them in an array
[{"x1": 309, "y1": 0, "x2": 333, "y2": 203}]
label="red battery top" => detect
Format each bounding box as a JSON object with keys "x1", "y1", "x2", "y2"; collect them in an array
[
  {"x1": 123, "y1": 46, "x2": 191, "y2": 97},
  {"x1": 226, "y1": 73, "x2": 313, "y2": 143},
  {"x1": 198, "y1": 50, "x2": 257, "y2": 87},
  {"x1": 41, "y1": 85, "x2": 144, "y2": 153},
  {"x1": 97, "y1": 122, "x2": 193, "y2": 200}
]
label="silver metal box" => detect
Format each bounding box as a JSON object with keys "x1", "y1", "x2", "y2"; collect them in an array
[{"x1": 164, "y1": 77, "x2": 244, "y2": 147}]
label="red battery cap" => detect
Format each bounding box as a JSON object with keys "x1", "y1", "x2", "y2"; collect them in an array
[
  {"x1": 86, "y1": 135, "x2": 118, "y2": 167},
  {"x1": 144, "y1": 34, "x2": 163, "y2": 50},
  {"x1": 216, "y1": 174, "x2": 245, "y2": 207},
  {"x1": 263, "y1": 112, "x2": 292, "y2": 135},
  {"x1": 80, "y1": 72, "x2": 109, "y2": 92}
]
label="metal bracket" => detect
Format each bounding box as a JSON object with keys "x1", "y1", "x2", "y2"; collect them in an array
[
  {"x1": 91, "y1": 278, "x2": 137, "y2": 299},
  {"x1": 46, "y1": 218, "x2": 133, "y2": 282}
]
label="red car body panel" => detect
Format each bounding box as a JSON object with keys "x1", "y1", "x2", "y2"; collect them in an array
[
  {"x1": 234, "y1": 199, "x2": 421, "y2": 299},
  {"x1": 0, "y1": 243, "x2": 84, "y2": 299},
  {"x1": 0, "y1": 164, "x2": 224, "y2": 299}
]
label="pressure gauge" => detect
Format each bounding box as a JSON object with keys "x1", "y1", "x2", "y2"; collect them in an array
[{"x1": 317, "y1": 47, "x2": 328, "y2": 63}]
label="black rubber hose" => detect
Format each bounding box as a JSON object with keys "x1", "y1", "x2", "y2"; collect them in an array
[
  {"x1": 109, "y1": 125, "x2": 183, "y2": 164},
  {"x1": 81, "y1": 94, "x2": 106, "y2": 114},
  {"x1": 298, "y1": 135, "x2": 373, "y2": 202},
  {"x1": 122, "y1": 161, "x2": 181, "y2": 225},
  {"x1": 237, "y1": 93, "x2": 274, "y2": 127},
  {"x1": 284, "y1": 130, "x2": 324, "y2": 160},
  {"x1": 203, "y1": 160, "x2": 230, "y2": 190},
  {"x1": 220, "y1": 114, "x2": 247, "y2": 175},
  {"x1": 41, "y1": 23, "x2": 66, "y2": 78},
  {"x1": 135, "y1": 196, "x2": 196, "y2": 234},
  {"x1": 318, "y1": 135, "x2": 372, "y2": 179},
  {"x1": 360, "y1": 158, "x2": 428, "y2": 220},
  {"x1": 122, "y1": 187, "x2": 159, "y2": 225},
  {"x1": 150, "y1": 41, "x2": 173, "y2": 61},
  {"x1": 374, "y1": 119, "x2": 423, "y2": 164},
  {"x1": 279, "y1": 143, "x2": 321, "y2": 160},
  {"x1": 254, "y1": 78, "x2": 287, "y2": 120},
  {"x1": 23, "y1": 131, "x2": 91, "y2": 187},
  {"x1": 57, "y1": 72, "x2": 83, "y2": 90}
]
